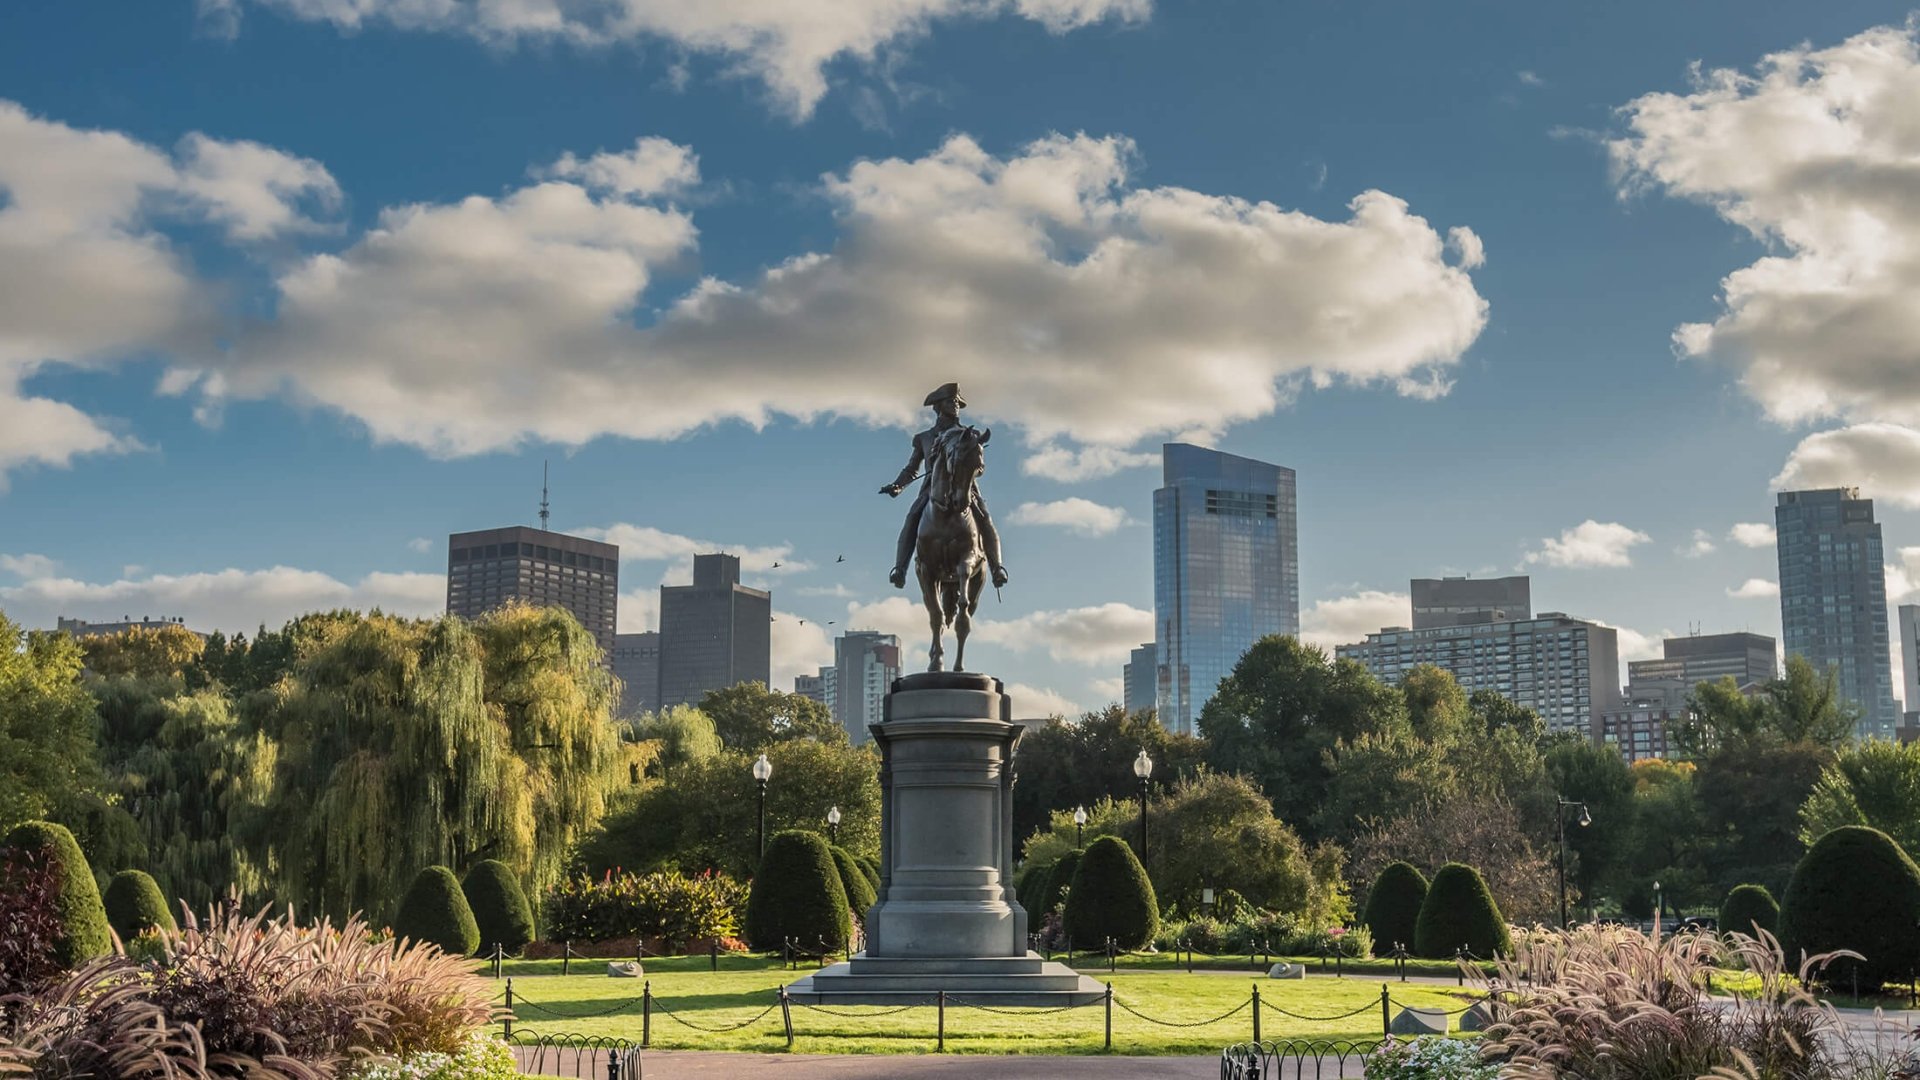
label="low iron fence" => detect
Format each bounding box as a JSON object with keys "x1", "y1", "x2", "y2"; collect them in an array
[{"x1": 500, "y1": 1031, "x2": 639, "y2": 1079}]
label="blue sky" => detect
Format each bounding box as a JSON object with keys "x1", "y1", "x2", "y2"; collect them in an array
[{"x1": 4, "y1": 1, "x2": 1920, "y2": 715}]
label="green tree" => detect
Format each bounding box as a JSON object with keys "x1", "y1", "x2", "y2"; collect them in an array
[
  {"x1": 1316, "y1": 728, "x2": 1457, "y2": 841},
  {"x1": 1401, "y1": 665, "x2": 1470, "y2": 744},
  {"x1": 463, "y1": 859, "x2": 536, "y2": 956},
  {"x1": 743, "y1": 830, "x2": 850, "y2": 951},
  {"x1": 1779, "y1": 826, "x2": 1920, "y2": 991},
  {"x1": 1719, "y1": 883, "x2": 1779, "y2": 939},
  {"x1": 1, "y1": 821, "x2": 111, "y2": 967},
  {"x1": 1414, "y1": 862, "x2": 1510, "y2": 959},
  {"x1": 1468, "y1": 690, "x2": 1545, "y2": 743},
  {"x1": 1697, "y1": 743, "x2": 1833, "y2": 897},
  {"x1": 103, "y1": 869, "x2": 176, "y2": 944},
  {"x1": 1609, "y1": 759, "x2": 1711, "y2": 919},
  {"x1": 1064, "y1": 837, "x2": 1158, "y2": 951},
  {"x1": 699, "y1": 682, "x2": 843, "y2": 753},
  {"x1": 1544, "y1": 740, "x2": 1636, "y2": 908},
  {"x1": 1009, "y1": 704, "x2": 1207, "y2": 844},
  {"x1": 1146, "y1": 770, "x2": 1312, "y2": 914},
  {"x1": 79, "y1": 624, "x2": 205, "y2": 679},
  {"x1": 1362, "y1": 862, "x2": 1428, "y2": 954},
  {"x1": 1798, "y1": 739, "x2": 1920, "y2": 855},
  {"x1": 636, "y1": 704, "x2": 723, "y2": 775},
  {"x1": 1676, "y1": 657, "x2": 1858, "y2": 758},
  {"x1": 0, "y1": 616, "x2": 102, "y2": 832},
  {"x1": 393, "y1": 864, "x2": 481, "y2": 956}
]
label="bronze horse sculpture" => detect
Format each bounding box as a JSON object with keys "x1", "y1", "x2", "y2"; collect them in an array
[{"x1": 914, "y1": 424, "x2": 992, "y2": 672}]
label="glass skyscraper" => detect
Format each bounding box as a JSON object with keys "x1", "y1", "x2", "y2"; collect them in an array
[
  {"x1": 1775, "y1": 488, "x2": 1898, "y2": 737},
  {"x1": 1152, "y1": 443, "x2": 1298, "y2": 734}
]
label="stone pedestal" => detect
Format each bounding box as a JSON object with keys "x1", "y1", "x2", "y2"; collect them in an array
[{"x1": 786, "y1": 673, "x2": 1105, "y2": 1005}]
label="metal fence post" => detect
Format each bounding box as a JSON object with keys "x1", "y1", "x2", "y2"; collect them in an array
[
  {"x1": 642, "y1": 982, "x2": 651, "y2": 1049},
  {"x1": 1103, "y1": 982, "x2": 1113, "y2": 1051},
  {"x1": 607, "y1": 1049, "x2": 621, "y2": 1080},
  {"x1": 492, "y1": 942, "x2": 503, "y2": 979},
  {"x1": 710, "y1": 940, "x2": 719, "y2": 972},
  {"x1": 1251, "y1": 982, "x2": 1261, "y2": 1042},
  {"x1": 563, "y1": 940, "x2": 572, "y2": 976},
  {"x1": 1456, "y1": 947, "x2": 1466, "y2": 987},
  {"x1": 1108, "y1": 937, "x2": 1116, "y2": 973},
  {"x1": 1185, "y1": 938, "x2": 1192, "y2": 974},
  {"x1": 937, "y1": 989, "x2": 946, "y2": 1052},
  {"x1": 503, "y1": 978, "x2": 513, "y2": 1038},
  {"x1": 780, "y1": 986, "x2": 794, "y2": 1049},
  {"x1": 1380, "y1": 984, "x2": 1390, "y2": 1039}
]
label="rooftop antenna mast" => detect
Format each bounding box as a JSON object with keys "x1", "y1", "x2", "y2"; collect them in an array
[{"x1": 539, "y1": 461, "x2": 551, "y2": 531}]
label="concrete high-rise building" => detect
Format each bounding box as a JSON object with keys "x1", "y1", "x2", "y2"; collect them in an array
[
  {"x1": 447, "y1": 526, "x2": 619, "y2": 655},
  {"x1": 657, "y1": 554, "x2": 772, "y2": 708},
  {"x1": 1123, "y1": 643, "x2": 1156, "y2": 716},
  {"x1": 1411, "y1": 576, "x2": 1531, "y2": 629},
  {"x1": 795, "y1": 669, "x2": 831, "y2": 706},
  {"x1": 1337, "y1": 611, "x2": 1622, "y2": 734},
  {"x1": 831, "y1": 630, "x2": 901, "y2": 743},
  {"x1": 1776, "y1": 488, "x2": 1898, "y2": 736},
  {"x1": 1901, "y1": 605, "x2": 1920, "y2": 724},
  {"x1": 1153, "y1": 443, "x2": 1298, "y2": 734},
  {"x1": 611, "y1": 631, "x2": 660, "y2": 718},
  {"x1": 1625, "y1": 632, "x2": 1778, "y2": 712},
  {"x1": 1597, "y1": 702, "x2": 1677, "y2": 762}
]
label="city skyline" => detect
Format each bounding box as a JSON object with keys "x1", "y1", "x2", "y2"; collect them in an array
[{"x1": 5, "y1": 4, "x2": 1920, "y2": 717}]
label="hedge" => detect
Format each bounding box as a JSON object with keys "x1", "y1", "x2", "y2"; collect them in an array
[
  {"x1": 1413, "y1": 862, "x2": 1509, "y2": 960},
  {"x1": 393, "y1": 865, "x2": 481, "y2": 957},
  {"x1": 1780, "y1": 826, "x2": 1920, "y2": 991},
  {"x1": 743, "y1": 830, "x2": 850, "y2": 951},
  {"x1": 1041, "y1": 849, "x2": 1083, "y2": 917},
  {"x1": 1063, "y1": 836, "x2": 1158, "y2": 951},
  {"x1": 462, "y1": 860, "x2": 535, "y2": 956},
  {"x1": 2, "y1": 821, "x2": 111, "y2": 967},
  {"x1": 1719, "y1": 883, "x2": 1780, "y2": 940},
  {"x1": 545, "y1": 869, "x2": 746, "y2": 945},
  {"x1": 103, "y1": 868, "x2": 176, "y2": 945},
  {"x1": 829, "y1": 845, "x2": 877, "y2": 922},
  {"x1": 855, "y1": 854, "x2": 881, "y2": 894},
  {"x1": 1363, "y1": 862, "x2": 1428, "y2": 955}
]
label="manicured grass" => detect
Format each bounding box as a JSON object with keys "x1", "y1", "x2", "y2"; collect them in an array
[{"x1": 483, "y1": 955, "x2": 1475, "y2": 1055}]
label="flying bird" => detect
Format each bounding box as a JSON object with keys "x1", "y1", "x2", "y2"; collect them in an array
[
  {"x1": 836, "y1": 555, "x2": 846, "y2": 563},
  {"x1": 772, "y1": 561, "x2": 782, "y2": 569}
]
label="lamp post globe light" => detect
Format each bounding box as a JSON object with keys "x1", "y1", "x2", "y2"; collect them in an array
[
  {"x1": 1132, "y1": 750, "x2": 1153, "y2": 867},
  {"x1": 752, "y1": 752, "x2": 774, "y2": 864},
  {"x1": 1555, "y1": 797, "x2": 1591, "y2": 930},
  {"x1": 1072, "y1": 805, "x2": 1087, "y2": 850},
  {"x1": 827, "y1": 805, "x2": 841, "y2": 846}
]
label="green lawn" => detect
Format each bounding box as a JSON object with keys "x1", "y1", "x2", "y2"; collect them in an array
[{"x1": 483, "y1": 956, "x2": 1477, "y2": 1055}]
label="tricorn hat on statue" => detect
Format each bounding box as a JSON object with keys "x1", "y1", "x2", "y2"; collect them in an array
[{"x1": 924, "y1": 382, "x2": 966, "y2": 408}]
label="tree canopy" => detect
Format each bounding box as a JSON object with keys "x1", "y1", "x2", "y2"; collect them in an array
[{"x1": 698, "y1": 681, "x2": 843, "y2": 752}]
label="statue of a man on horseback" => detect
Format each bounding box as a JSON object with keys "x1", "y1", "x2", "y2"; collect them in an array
[{"x1": 878, "y1": 382, "x2": 1007, "y2": 672}]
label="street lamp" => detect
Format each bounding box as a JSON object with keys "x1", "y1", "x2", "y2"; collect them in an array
[
  {"x1": 752, "y1": 753, "x2": 774, "y2": 864},
  {"x1": 1653, "y1": 879, "x2": 1663, "y2": 938},
  {"x1": 1555, "y1": 797, "x2": 1591, "y2": 930},
  {"x1": 1072, "y1": 805, "x2": 1087, "y2": 850},
  {"x1": 1132, "y1": 750, "x2": 1154, "y2": 866},
  {"x1": 826, "y1": 805, "x2": 841, "y2": 846}
]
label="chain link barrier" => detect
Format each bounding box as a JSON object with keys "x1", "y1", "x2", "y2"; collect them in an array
[
  {"x1": 510, "y1": 995, "x2": 649, "y2": 1021},
  {"x1": 650, "y1": 996, "x2": 784, "y2": 1033},
  {"x1": 791, "y1": 1000, "x2": 927, "y2": 1018},
  {"x1": 1111, "y1": 994, "x2": 1251, "y2": 1028},
  {"x1": 1256, "y1": 999, "x2": 1383, "y2": 1022},
  {"x1": 946, "y1": 995, "x2": 1102, "y2": 1016}
]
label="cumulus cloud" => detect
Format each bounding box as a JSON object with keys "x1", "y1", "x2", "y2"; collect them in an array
[
  {"x1": 971, "y1": 602, "x2": 1153, "y2": 667},
  {"x1": 1773, "y1": 423, "x2": 1920, "y2": 508},
  {"x1": 1885, "y1": 547, "x2": 1920, "y2": 605},
  {"x1": 1612, "y1": 24, "x2": 1920, "y2": 431},
  {"x1": 1525, "y1": 520, "x2": 1652, "y2": 569},
  {"x1": 407, "y1": 537, "x2": 433, "y2": 554},
  {"x1": 770, "y1": 609, "x2": 834, "y2": 691},
  {"x1": 1005, "y1": 681, "x2": 1082, "y2": 718},
  {"x1": 540, "y1": 137, "x2": 700, "y2": 198},
  {"x1": 187, "y1": 132, "x2": 1487, "y2": 458},
  {"x1": 1680, "y1": 529, "x2": 1717, "y2": 558},
  {"x1": 1728, "y1": 577, "x2": 1780, "y2": 599},
  {"x1": 1009, "y1": 497, "x2": 1133, "y2": 536},
  {"x1": 1022, "y1": 442, "x2": 1159, "y2": 482},
  {"x1": 0, "y1": 553, "x2": 58, "y2": 579},
  {"x1": 215, "y1": 0, "x2": 1151, "y2": 119},
  {"x1": 1729, "y1": 522, "x2": 1777, "y2": 548},
  {"x1": 1088, "y1": 675, "x2": 1124, "y2": 701},
  {"x1": 0, "y1": 565, "x2": 443, "y2": 634},
  {"x1": 617, "y1": 588, "x2": 660, "y2": 634},
  {"x1": 1300, "y1": 589, "x2": 1409, "y2": 651}
]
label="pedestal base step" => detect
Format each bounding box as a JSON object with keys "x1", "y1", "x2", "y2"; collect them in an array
[{"x1": 786, "y1": 953, "x2": 1108, "y2": 1007}]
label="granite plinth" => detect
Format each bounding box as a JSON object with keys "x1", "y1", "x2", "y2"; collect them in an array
[{"x1": 785, "y1": 953, "x2": 1108, "y2": 1006}]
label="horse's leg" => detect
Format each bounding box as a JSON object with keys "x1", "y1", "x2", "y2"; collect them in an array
[
  {"x1": 918, "y1": 560, "x2": 944, "y2": 672},
  {"x1": 956, "y1": 563, "x2": 986, "y2": 672}
]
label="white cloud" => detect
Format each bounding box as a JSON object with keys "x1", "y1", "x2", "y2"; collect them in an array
[
  {"x1": 579, "y1": 523, "x2": 810, "y2": 580},
  {"x1": 1446, "y1": 225, "x2": 1485, "y2": 269},
  {"x1": 217, "y1": 0, "x2": 1150, "y2": 119},
  {"x1": 190, "y1": 132, "x2": 1487, "y2": 459},
  {"x1": 1005, "y1": 681, "x2": 1082, "y2": 719},
  {"x1": 1886, "y1": 548, "x2": 1920, "y2": 605},
  {"x1": 1300, "y1": 589, "x2": 1409, "y2": 651},
  {"x1": 1727, "y1": 577, "x2": 1780, "y2": 599},
  {"x1": 0, "y1": 553, "x2": 58, "y2": 579},
  {"x1": 1612, "y1": 24, "x2": 1920, "y2": 431},
  {"x1": 1022, "y1": 442, "x2": 1159, "y2": 482},
  {"x1": 1524, "y1": 520, "x2": 1652, "y2": 569},
  {"x1": 407, "y1": 537, "x2": 433, "y2": 554},
  {"x1": 1773, "y1": 423, "x2": 1920, "y2": 508},
  {"x1": 1680, "y1": 528, "x2": 1717, "y2": 558},
  {"x1": 540, "y1": 137, "x2": 700, "y2": 198},
  {"x1": 1729, "y1": 522, "x2": 1777, "y2": 548},
  {"x1": 0, "y1": 565, "x2": 443, "y2": 634},
  {"x1": 1517, "y1": 70, "x2": 1546, "y2": 88},
  {"x1": 617, "y1": 588, "x2": 659, "y2": 634},
  {"x1": 1009, "y1": 498, "x2": 1132, "y2": 537},
  {"x1": 770, "y1": 610, "x2": 833, "y2": 692},
  {"x1": 1088, "y1": 675, "x2": 1124, "y2": 701},
  {"x1": 971, "y1": 602, "x2": 1153, "y2": 666}
]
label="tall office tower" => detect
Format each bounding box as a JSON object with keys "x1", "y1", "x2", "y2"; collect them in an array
[
  {"x1": 794, "y1": 669, "x2": 831, "y2": 706},
  {"x1": 1153, "y1": 443, "x2": 1299, "y2": 735},
  {"x1": 1776, "y1": 488, "x2": 1898, "y2": 736},
  {"x1": 611, "y1": 631, "x2": 661, "y2": 718},
  {"x1": 1122, "y1": 642, "x2": 1157, "y2": 716},
  {"x1": 1625, "y1": 632, "x2": 1778, "y2": 711},
  {"x1": 657, "y1": 554, "x2": 772, "y2": 708},
  {"x1": 1901, "y1": 604, "x2": 1920, "y2": 724},
  {"x1": 1337, "y1": 612, "x2": 1622, "y2": 734},
  {"x1": 447, "y1": 526, "x2": 619, "y2": 655},
  {"x1": 831, "y1": 630, "x2": 902, "y2": 743},
  {"x1": 1411, "y1": 576, "x2": 1531, "y2": 628}
]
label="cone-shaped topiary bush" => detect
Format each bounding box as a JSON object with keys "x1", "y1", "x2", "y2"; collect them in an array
[
  {"x1": 103, "y1": 868, "x2": 176, "y2": 945},
  {"x1": 855, "y1": 854, "x2": 881, "y2": 893},
  {"x1": 829, "y1": 845, "x2": 877, "y2": 923},
  {"x1": 744, "y1": 830, "x2": 850, "y2": 951},
  {"x1": 1042, "y1": 849, "x2": 1083, "y2": 918},
  {"x1": 1780, "y1": 825, "x2": 1920, "y2": 991},
  {"x1": 462, "y1": 859, "x2": 535, "y2": 956},
  {"x1": 1363, "y1": 861, "x2": 1429, "y2": 955},
  {"x1": 3, "y1": 820, "x2": 111, "y2": 967},
  {"x1": 393, "y1": 865, "x2": 481, "y2": 956},
  {"x1": 1413, "y1": 862, "x2": 1510, "y2": 960},
  {"x1": 1719, "y1": 883, "x2": 1780, "y2": 940},
  {"x1": 1063, "y1": 837, "x2": 1158, "y2": 951},
  {"x1": 1015, "y1": 857, "x2": 1053, "y2": 915}
]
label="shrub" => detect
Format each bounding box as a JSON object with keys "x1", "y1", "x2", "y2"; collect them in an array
[
  {"x1": 0, "y1": 847, "x2": 66, "y2": 996},
  {"x1": 1719, "y1": 883, "x2": 1780, "y2": 940},
  {"x1": 2, "y1": 821, "x2": 111, "y2": 967},
  {"x1": 1364, "y1": 1036, "x2": 1499, "y2": 1079},
  {"x1": 1779, "y1": 825, "x2": 1920, "y2": 991},
  {"x1": 743, "y1": 830, "x2": 850, "y2": 951},
  {"x1": 544, "y1": 869, "x2": 746, "y2": 946},
  {"x1": 829, "y1": 846, "x2": 877, "y2": 922},
  {"x1": 1063, "y1": 836, "x2": 1158, "y2": 951},
  {"x1": 462, "y1": 860, "x2": 534, "y2": 956},
  {"x1": 340, "y1": 1030, "x2": 516, "y2": 1080},
  {"x1": 1413, "y1": 863, "x2": 1510, "y2": 960},
  {"x1": 1213, "y1": 887, "x2": 1252, "y2": 922},
  {"x1": 1042, "y1": 849, "x2": 1083, "y2": 917},
  {"x1": 1363, "y1": 862, "x2": 1428, "y2": 955},
  {"x1": 1015, "y1": 857, "x2": 1053, "y2": 915},
  {"x1": 855, "y1": 854, "x2": 881, "y2": 893},
  {"x1": 393, "y1": 866, "x2": 481, "y2": 957},
  {"x1": 103, "y1": 869, "x2": 176, "y2": 946}
]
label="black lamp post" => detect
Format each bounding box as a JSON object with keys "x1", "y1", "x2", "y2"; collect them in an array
[
  {"x1": 1072, "y1": 805, "x2": 1087, "y2": 849},
  {"x1": 826, "y1": 805, "x2": 841, "y2": 846},
  {"x1": 1556, "y1": 797, "x2": 1591, "y2": 929},
  {"x1": 1132, "y1": 750, "x2": 1154, "y2": 866},
  {"x1": 752, "y1": 752, "x2": 773, "y2": 864}
]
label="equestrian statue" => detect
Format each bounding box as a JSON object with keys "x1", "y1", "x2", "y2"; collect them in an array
[{"x1": 878, "y1": 382, "x2": 1007, "y2": 672}]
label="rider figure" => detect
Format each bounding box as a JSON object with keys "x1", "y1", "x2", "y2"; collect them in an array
[{"x1": 879, "y1": 382, "x2": 1009, "y2": 591}]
